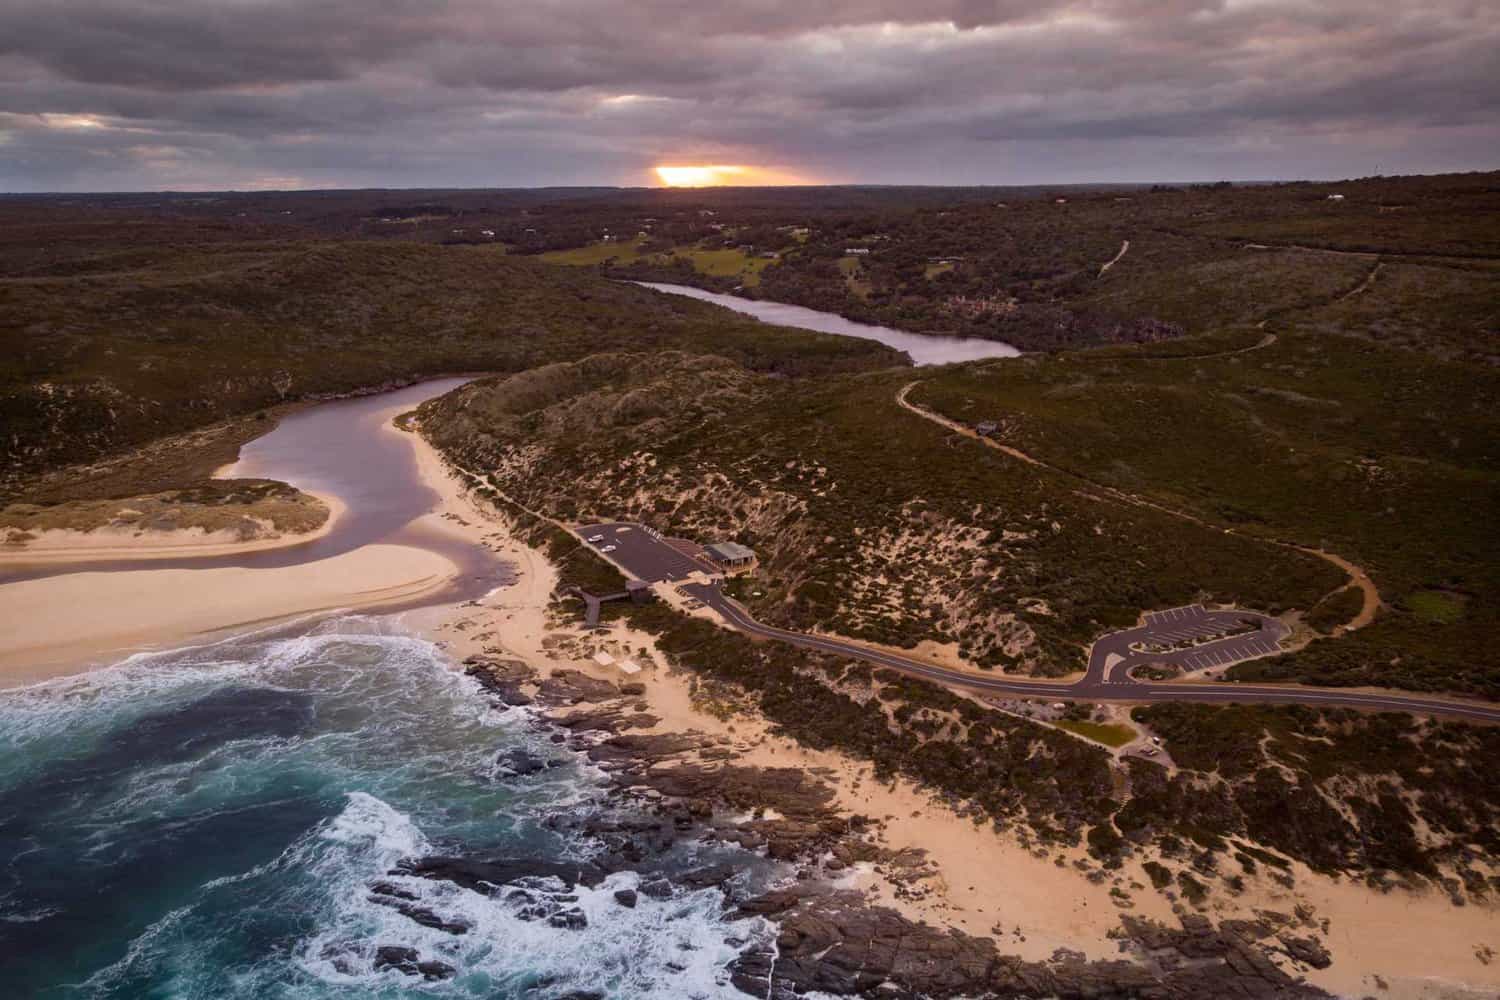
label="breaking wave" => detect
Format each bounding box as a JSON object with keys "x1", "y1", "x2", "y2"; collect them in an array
[{"x1": 0, "y1": 617, "x2": 771, "y2": 998}]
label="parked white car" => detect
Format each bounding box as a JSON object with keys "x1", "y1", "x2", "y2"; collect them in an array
[
  {"x1": 587, "y1": 534, "x2": 604, "y2": 543},
  {"x1": 601, "y1": 544, "x2": 617, "y2": 553}
]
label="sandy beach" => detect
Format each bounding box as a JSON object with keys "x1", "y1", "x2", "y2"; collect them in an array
[
  {"x1": 0, "y1": 543, "x2": 457, "y2": 685},
  {"x1": 403, "y1": 427, "x2": 1500, "y2": 1000},
  {"x1": 1, "y1": 391, "x2": 1494, "y2": 1000}
]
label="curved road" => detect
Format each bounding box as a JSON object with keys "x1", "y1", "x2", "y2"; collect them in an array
[
  {"x1": 681, "y1": 582, "x2": 1500, "y2": 724},
  {"x1": 575, "y1": 523, "x2": 1499, "y2": 724}
]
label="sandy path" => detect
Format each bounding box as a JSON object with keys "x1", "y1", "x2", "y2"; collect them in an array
[
  {"x1": 895, "y1": 381, "x2": 1382, "y2": 633},
  {"x1": 406, "y1": 425, "x2": 1500, "y2": 1000},
  {"x1": 1098, "y1": 238, "x2": 1129, "y2": 276}
]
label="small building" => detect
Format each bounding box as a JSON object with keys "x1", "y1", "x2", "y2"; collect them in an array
[
  {"x1": 844, "y1": 247, "x2": 871, "y2": 255},
  {"x1": 1327, "y1": 193, "x2": 1345, "y2": 201},
  {"x1": 705, "y1": 541, "x2": 755, "y2": 568},
  {"x1": 626, "y1": 579, "x2": 653, "y2": 604},
  {"x1": 975, "y1": 421, "x2": 998, "y2": 437}
]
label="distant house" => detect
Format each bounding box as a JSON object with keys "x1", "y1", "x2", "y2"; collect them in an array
[
  {"x1": 844, "y1": 247, "x2": 871, "y2": 255},
  {"x1": 975, "y1": 421, "x2": 999, "y2": 437},
  {"x1": 1327, "y1": 194, "x2": 1345, "y2": 201},
  {"x1": 705, "y1": 541, "x2": 755, "y2": 568},
  {"x1": 1054, "y1": 198, "x2": 1068, "y2": 205},
  {"x1": 480, "y1": 229, "x2": 495, "y2": 237}
]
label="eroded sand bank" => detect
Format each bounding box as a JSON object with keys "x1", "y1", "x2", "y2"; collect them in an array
[{"x1": 0, "y1": 492, "x2": 345, "y2": 565}]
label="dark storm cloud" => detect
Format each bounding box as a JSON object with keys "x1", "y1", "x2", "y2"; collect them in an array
[{"x1": 0, "y1": 0, "x2": 1495, "y2": 189}]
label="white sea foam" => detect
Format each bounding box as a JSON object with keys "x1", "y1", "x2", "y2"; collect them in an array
[
  {"x1": 320, "y1": 790, "x2": 431, "y2": 861},
  {"x1": 284, "y1": 792, "x2": 771, "y2": 998},
  {"x1": 8, "y1": 617, "x2": 777, "y2": 997}
]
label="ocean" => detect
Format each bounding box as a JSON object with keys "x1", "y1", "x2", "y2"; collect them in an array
[{"x1": 0, "y1": 616, "x2": 779, "y2": 998}]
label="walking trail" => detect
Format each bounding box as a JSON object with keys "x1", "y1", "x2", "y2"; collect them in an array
[{"x1": 894, "y1": 382, "x2": 1382, "y2": 632}]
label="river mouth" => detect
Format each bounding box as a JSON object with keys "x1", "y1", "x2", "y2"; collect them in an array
[
  {"x1": 1, "y1": 378, "x2": 511, "y2": 604},
  {"x1": 632, "y1": 281, "x2": 1020, "y2": 365}
]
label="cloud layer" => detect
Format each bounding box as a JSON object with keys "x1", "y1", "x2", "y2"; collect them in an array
[{"x1": 1, "y1": 0, "x2": 1496, "y2": 190}]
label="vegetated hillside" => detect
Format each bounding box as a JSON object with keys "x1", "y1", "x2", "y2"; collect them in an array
[
  {"x1": 448, "y1": 462, "x2": 1500, "y2": 903},
  {"x1": 0, "y1": 241, "x2": 902, "y2": 500},
  {"x1": 529, "y1": 172, "x2": 1500, "y2": 361},
  {"x1": 420, "y1": 352, "x2": 1341, "y2": 677},
  {"x1": 913, "y1": 327, "x2": 1500, "y2": 698}
]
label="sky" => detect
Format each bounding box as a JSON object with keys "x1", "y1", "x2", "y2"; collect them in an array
[{"x1": 0, "y1": 0, "x2": 1496, "y2": 191}]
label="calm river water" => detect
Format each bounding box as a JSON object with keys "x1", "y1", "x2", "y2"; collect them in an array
[{"x1": 634, "y1": 281, "x2": 1020, "y2": 364}]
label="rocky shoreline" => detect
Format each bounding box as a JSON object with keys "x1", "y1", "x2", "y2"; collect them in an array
[{"x1": 354, "y1": 653, "x2": 1335, "y2": 998}]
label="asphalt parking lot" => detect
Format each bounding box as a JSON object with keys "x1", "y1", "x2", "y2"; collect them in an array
[
  {"x1": 575, "y1": 521, "x2": 717, "y2": 583},
  {"x1": 1090, "y1": 603, "x2": 1289, "y2": 683}
]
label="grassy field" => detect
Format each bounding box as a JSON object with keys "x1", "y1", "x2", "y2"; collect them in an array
[
  {"x1": 1056, "y1": 720, "x2": 1137, "y2": 748},
  {"x1": 538, "y1": 236, "x2": 648, "y2": 266},
  {"x1": 543, "y1": 239, "x2": 778, "y2": 287}
]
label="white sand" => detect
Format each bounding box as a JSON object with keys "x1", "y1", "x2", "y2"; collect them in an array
[
  {"x1": 0, "y1": 543, "x2": 457, "y2": 685},
  {"x1": 406, "y1": 428, "x2": 1500, "y2": 999},
  {"x1": 4, "y1": 401, "x2": 1493, "y2": 999}
]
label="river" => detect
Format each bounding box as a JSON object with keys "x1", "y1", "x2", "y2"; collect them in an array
[
  {"x1": 0, "y1": 379, "x2": 781, "y2": 998},
  {"x1": 633, "y1": 282, "x2": 1020, "y2": 364},
  {"x1": 1, "y1": 378, "x2": 504, "y2": 590},
  {"x1": 0, "y1": 286, "x2": 1017, "y2": 996}
]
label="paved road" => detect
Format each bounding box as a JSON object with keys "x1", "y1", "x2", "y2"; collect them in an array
[
  {"x1": 580, "y1": 521, "x2": 1500, "y2": 724},
  {"x1": 1088, "y1": 605, "x2": 1288, "y2": 683}
]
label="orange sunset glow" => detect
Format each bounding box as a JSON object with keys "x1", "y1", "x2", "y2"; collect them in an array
[
  {"x1": 654, "y1": 165, "x2": 747, "y2": 187},
  {"x1": 653, "y1": 164, "x2": 808, "y2": 187}
]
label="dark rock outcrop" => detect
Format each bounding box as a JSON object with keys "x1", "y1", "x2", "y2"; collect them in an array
[
  {"x1": 1279, "y1": 933, "x2": 1333, "y2": 969},
  {"x1": 731, "y1": 890, "x2": 1331, "y2": 1000},
  {"x1": 395, "y1": 856, "x2": 611, "y2": 891},
  {"x1": 497, "y1": 747, "x2": 547, "y2": 776},
  {"x1": 366, "y1": 893, "x2": 472, "y2": 934},
  {"x1": 373, "y1": 945, "x2": 455, "y2": 981},
  {"x1": 464, "y1": 655, "x2": 537, "y2": 706}
]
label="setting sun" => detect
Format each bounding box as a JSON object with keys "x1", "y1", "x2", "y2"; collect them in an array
[{"x1": 654, "y1": 165, "x2": 748, "y2": 187}]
